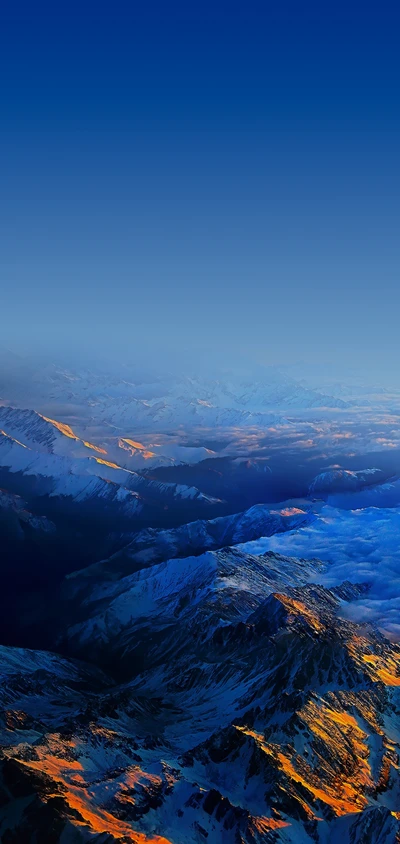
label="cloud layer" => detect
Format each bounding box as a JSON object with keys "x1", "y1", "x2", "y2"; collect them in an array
[{"x1": 241, "y1": 503, "x2": 400, "y2": 640}]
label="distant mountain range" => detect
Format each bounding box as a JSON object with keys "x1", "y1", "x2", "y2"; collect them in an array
[
  {"x1": 0, "y1": 356, "x2": 400, "y2": 842},
  {"x1": 0, "y1": 349, "x2": 350, "y2": 433}
]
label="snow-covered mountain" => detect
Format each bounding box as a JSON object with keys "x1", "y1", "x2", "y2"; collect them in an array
[
  {"x1": 66, "y1": 500, "x2": 315, "y2": 584},
  {"x1": 60, "y1": 546, "x2": 324, "y2": 669},
  {"x1": 309, "y1": 466, "x2": 383, "y2": 495},
  {"x1": 0, "y1": 354, "x2": 349, "y2": 433},
  {"x1": 1, "y1": 551, "x2": 400, "y2": 843},
  {"x1": 0, "y1": 404, "x2": 192, "y2": 469},
  {"x1": 328, "y1": 474, "x2": 400, "y2": 509},
  {"x1": 0, "y1": 408, "x2": 223, "y2": 524},
  {"x1": 89, "y1": 372, "x2": 347, "y2": 430},
  {"x1": 1, "y1": 355, "x2": 400, "y2": 842},
  {"x1": 0, "y1": 428, "x2": 145, "y2": 516}
]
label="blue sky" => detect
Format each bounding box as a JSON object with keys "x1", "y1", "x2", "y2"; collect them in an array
[{"x1": 1, "y1": 1, "x2": 399, "y2": 371}]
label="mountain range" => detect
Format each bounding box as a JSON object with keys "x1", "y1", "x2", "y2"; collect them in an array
[
  {"x1": 0, "y1": 356, "x2": 400, "y2": 842},
  {"x1": 0, "y1": 349, "x2": 350, "y2": 433}
]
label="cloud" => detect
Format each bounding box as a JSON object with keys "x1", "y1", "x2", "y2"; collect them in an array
[
  {"x1": 210, "y1": 408, "x2": 400, "y2": 463},
  {"x1": 240, "y1": 503, "x2": 400, "y2": 639}
]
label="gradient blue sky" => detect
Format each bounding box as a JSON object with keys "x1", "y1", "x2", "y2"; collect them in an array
[{"x1": 1, "y1": 1, "x2": 399, "y2": 370}]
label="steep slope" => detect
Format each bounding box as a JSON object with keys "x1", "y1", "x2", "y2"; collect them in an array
[
  {"x1": 1, "y1": 570, "x2": 400, "y2": 842},
  {"x1": 309, "y1": 467, "x2": 383, "y2": 495},
  {"x1": 0, "y1": 421, "x2": 222, "y2": 527},
  {"x1": 0, "y1": 429, "x2": 144, "y2": 516},
  {"x1": 0, "y1": 403, "x2": 222, "y2": 470},
  {"x1": 327, "y1": 474, "x2": 400, "y2": 510},
  {"x1": 67, "y1": 501, "x2": 315, "y2": 584},
  {"x1": 59, "y1": 548, "x2": 324, "y2": 674},
  {"x1": 0, "y1": 405, "x2": 104, "y2": 457},
  {"x1": 177, "y1": 584, "x2": 400, "y2": 842}
]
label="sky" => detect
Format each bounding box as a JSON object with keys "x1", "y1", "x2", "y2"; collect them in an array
[{"x1": 1, "y1": 1, "x2": 400, "y2": 372}]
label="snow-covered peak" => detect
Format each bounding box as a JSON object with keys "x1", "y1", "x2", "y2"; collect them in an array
[{"x1": 309, "y1": 466, "x2": 382, "y2": 494}]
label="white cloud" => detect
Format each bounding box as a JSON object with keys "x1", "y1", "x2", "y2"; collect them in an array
[{"x1": 240, "y1": 503, "x2": 400, "y2": 639}]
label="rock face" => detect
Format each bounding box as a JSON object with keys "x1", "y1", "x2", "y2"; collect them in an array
[{"x1": 1, "y1": 542, "x2": 400, "y2": 843}]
